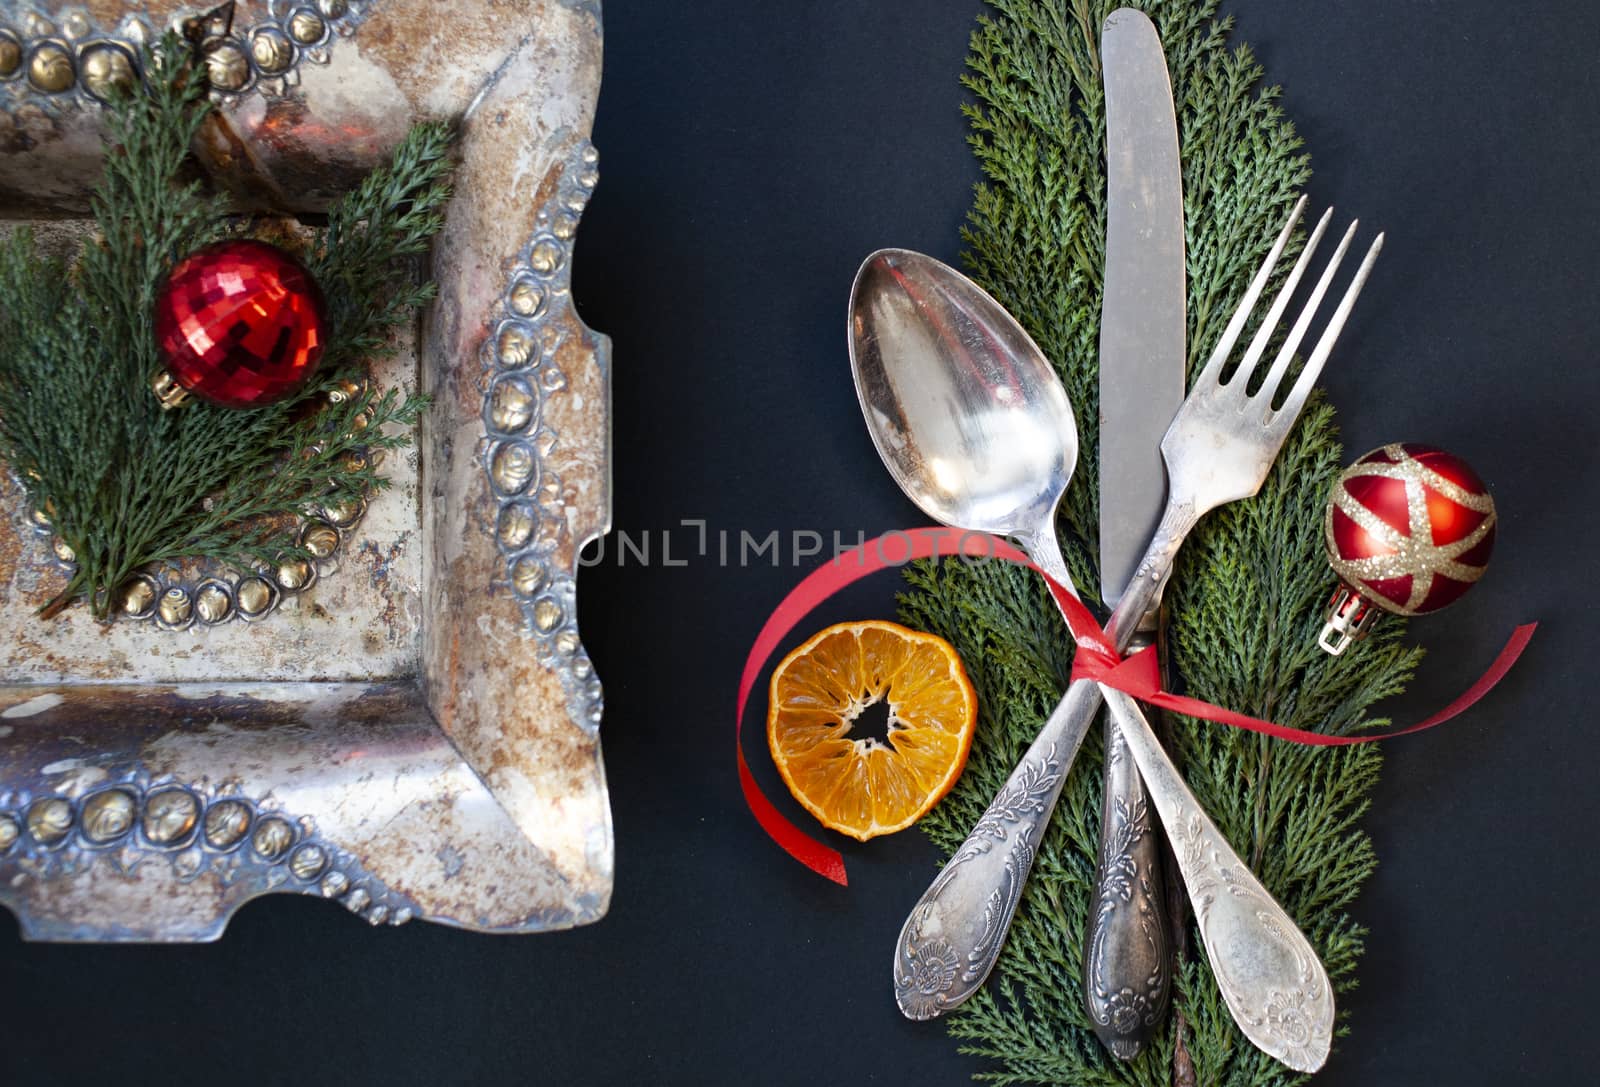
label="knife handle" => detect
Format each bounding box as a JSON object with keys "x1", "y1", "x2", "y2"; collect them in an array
[{"x1": 1083, "y1": 630, "x2": 1171, "y2": 1060}]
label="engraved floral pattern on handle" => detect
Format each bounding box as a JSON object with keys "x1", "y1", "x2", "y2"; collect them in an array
[
  {"x1": 894, "y1": 931, "x2": 962, "y2": 1021},
  {"x1": 949, "y1": 744, "x2": 1062, "y2": 862},
  {"x1": 1107, "y1": 688, "x2": 1334, "y2": 1072},
  {"x1": 1084, "y1": 724, "x2": 1170, "y2": 1058},
  {"x1": 961, "y1": 833, "x2": 1036, "y2": 984},
  {"x1": 893, "y1": 744, "x2": 1063, "y2": 1018}
]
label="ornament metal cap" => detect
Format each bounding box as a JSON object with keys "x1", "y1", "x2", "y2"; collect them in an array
[
  {"x1": 1318, "y1": 585, "x2": 1379, "y2": 656},
  {"x1": 151, "y1": 369, "x2": 190, "y2": 410}
]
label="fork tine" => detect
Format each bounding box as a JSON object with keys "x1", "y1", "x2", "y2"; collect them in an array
[
  {"x1": 1257, "y1": 218, "x2": 1360, "y2": 399},
  {"x1": 1229, "y1": 207, "x2": 1334, "y2": 390},
  {"x1": 1193, "y1": 195, "x2": 1308, "y2": 387},
  {"x1": 1275, "y1": 232, "x2": 1385, "y2": 422}
]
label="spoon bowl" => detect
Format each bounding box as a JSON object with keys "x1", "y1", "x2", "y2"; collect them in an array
[{"x1": 847, "y1": 250, "x2": 1078, "y2": 551}]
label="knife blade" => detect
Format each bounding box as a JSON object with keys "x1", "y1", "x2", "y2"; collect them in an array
[{"x1": 1083, "y1": 7, "x2": 1187, "y2": 1060}]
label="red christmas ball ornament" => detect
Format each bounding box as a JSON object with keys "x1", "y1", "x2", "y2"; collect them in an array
[
  {"x1": 151, "y1": 239, "x2": 327, "y2": 410},
  {"x1": 1318, "y1": 443, "x2": 1497, "y2": 654}
]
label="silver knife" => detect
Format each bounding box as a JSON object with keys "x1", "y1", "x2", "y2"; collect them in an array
[{"x1": 1083, "y1": 7, "x2": 1186, "y2": 1060}]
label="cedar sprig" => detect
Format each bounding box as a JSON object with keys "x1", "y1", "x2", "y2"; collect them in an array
[
  {"x1": 900, "y1": 1, "x2": 1422, "y2": 1083},
  {"x1": 0, "y1": 34, "x2": 448, "y2": 618},
  {"x1": 307, "y1": 117, "x2": 455, "y2": 366}
]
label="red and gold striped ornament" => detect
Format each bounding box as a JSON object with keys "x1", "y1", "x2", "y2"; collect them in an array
[{"x1": 1318, "y1": 443, "x2": 1497, "y2": 655}]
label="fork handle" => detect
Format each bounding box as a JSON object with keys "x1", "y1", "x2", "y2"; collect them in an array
[
  {"x1": 1101, "y1": 687, "x2": 1334, "y2": 1072},
  {"x1": 1100, "y1": 499, "x2": 1334, "y2": 1069},
  {"x1": 1103, "y1": 499, "x2": 1199, "y2": 649}
]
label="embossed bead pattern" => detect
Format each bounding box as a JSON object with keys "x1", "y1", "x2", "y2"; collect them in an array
[
  {"x1": 1, "y1": 785, "x2": 417, "y2": 926},
  {"x1": 0, "y1": 31, "x2": 21, "y2": 79},
  {"x1": 479, "y1": 143, "x2": 605, "y2": 734},
  {"x1": 204, "y1": 802, "x2": 251, "y2": 848},
  {"x1": 143, "y1": 790, "x2": 198, "y2": 844},
  {"x1": 27, "y1": 797, "x2": 73, "y2": 845},
  {"x1": 0, "y1": 3, "x2": 361, "y2": 108},
  {"x1": 81, "y1": 790, "x2": 136, "y2": 843}
]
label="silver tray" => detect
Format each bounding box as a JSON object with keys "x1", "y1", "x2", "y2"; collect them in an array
[{"x1": 0, "y1": 0, "x2": 613, "y2": 940}]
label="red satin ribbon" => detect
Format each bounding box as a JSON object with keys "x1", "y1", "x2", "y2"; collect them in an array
[{"x1": 736, "y1": 527, "x2": 1536, "y2": 885}]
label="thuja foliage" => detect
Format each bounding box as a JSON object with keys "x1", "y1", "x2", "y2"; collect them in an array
[
  {"x1": 898, "y1": 1, "x2": 1425, "y2": 1083},
  {"x1": 0, "y1": 36, "x2": 449, "y2": 618}
]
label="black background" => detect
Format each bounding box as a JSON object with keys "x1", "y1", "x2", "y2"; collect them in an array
[{"x1": 3, "y1": 2, "x2": 1598, "y2": 1084}]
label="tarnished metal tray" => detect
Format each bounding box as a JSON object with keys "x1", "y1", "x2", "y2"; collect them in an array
[{"x1": 0, "y1": 0, "x2": 613, "y2": 940}]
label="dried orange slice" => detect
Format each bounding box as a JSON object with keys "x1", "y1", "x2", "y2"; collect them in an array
[{"x1": 767, "y1": 620, "x2": 978, "y2": 841}]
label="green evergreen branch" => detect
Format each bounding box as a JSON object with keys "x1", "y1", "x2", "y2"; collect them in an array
[
  {"x1": 0, "y1": 35, "x2": 450, "y2": 618},
  {"x1": 902, "y1": 2, "x2": 1420, "y2": 1082}
]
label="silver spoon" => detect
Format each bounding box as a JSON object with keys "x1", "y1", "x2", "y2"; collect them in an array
[
  {"x1": 848, "y1": 248, "x2": 1080, "y2": 588},
  {"x1": 849, "y1": 250, "x2": 1331, "y2": 1070},
  {"x1": 849, "y1": 249, "x2": 1090, "y2": 1012}
]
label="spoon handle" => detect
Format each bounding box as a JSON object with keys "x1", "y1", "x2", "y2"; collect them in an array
[
  {"x1": 1101, "y1": 687, "x2": 1334, "y2": 1072},
  {"x1": 892, "y1": 675, "x2": 1101, "y2": 1019}
]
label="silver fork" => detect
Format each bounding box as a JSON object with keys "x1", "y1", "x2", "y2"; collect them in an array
[{"x1": 893, "y1": 196, "x2": 1382, "y2": 1072}]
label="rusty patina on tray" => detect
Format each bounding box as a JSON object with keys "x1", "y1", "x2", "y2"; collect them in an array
[{"x1": 0, "y1": 0, "x2": 613, "y2": 940}]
